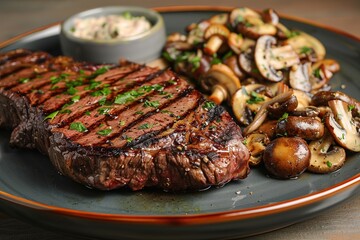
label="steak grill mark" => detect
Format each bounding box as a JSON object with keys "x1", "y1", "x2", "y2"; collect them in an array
[{"x1": 0, "y1": 49, "x2": 250, "y2": 191}]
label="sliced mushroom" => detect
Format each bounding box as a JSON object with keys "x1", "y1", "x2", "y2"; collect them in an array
[
  {"x1": 232, "y1": 84, "x2": 270, "y2": 125},
  {"x1": 311, "y1": 91, "x2": 360, "y2": 116},
  {"x1": 293, "y1": 89, "x2": 311, "y2": 109},
  {"x1": 223, "y1": 55, "x2": 245, "y2": 79},
  {"x1": 227, "y1": 32, "x2": 243, "y2": 54},
  {"x1": 289, "y1": 62, "x2": 312, "y2": 92},
  {"x1": 209, "y1": 13, "x2": 229, "y2": 25},
  {"x1": 284, "y1": 31, "x2": 326, "y2": 61},
  {"x1": 244, "y1": 133, "x2": 270, "y2": 166},
  {"x1": 203, "y1": 24, "x2": 230, "y2": 55},
  {"x1": 255, "y1": 35, "x2": 299, "y2": 82},
  {"x1": 309, "y1": 60, "x2": 340, "y2": 91},
  {"x1": 166, "y1": 32, "x2": 187, "y2": 42},
  {"x1": 238, "y1": 48, "x2": 263, "y2": 79},
  {"x1": 186, "y1": 20, "x2": 210, "y2": 45},
  {"x1": 243, "y1": 90, "x2": 294, "y2": 135},
  {"x1": 325, "y1": 100, "x2": 360, "y2": 152},
  {"x1": 201, "y1": 63, "x2": 241, "y2": 104},
  {"x1": 262, "y1": 8, "x2": 279, "y2": 25},
  {"x1": 308, "y1": 130, "x2": 346, "y2": 173},
  {"x1": 229, "y1": 7, "x2": 261, "y2": 28},
  {"x1": 236, "y1": 18, "x2": 277, "y2": 40}
]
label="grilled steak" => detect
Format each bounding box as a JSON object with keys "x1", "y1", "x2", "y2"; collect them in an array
[{"x1": 0, "y1": 49, "x2": 250, "y2": 191}]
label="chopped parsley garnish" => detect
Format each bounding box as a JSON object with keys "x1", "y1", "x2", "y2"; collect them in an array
[
  {"x1": 348, "y1": 105, "x2": 355, "y2": 112},
  {"x1": 313, "y1": 68, "x2": 322, "y2": 78},
  {"x1": 60, "y1": 109, "x2": 72, "y2": 114},
  {"x1": 114, "y1": 91, "x2": 138, "y2": 104},
  {"x1": 188, "y1": 56, "x2": 201, "y2": 72},
  {"x1": 44, "y1": 111, "x2": 59, "y2": 121},
  {"x1": 50, "y1": 73, "x2": 70, "y2": 85},
  {"x1": 119, "y1": 120, "x2": 126, "y2": 126},
  {"x1": 124, "y1": 135, "x2": 133, "y2": 143},
  {"x1": 66, "y1": 79, "x2": 83, "y2": 88},
  {"x1": 209, "y1": 125, "x2": 217, "y2": 130},
  {"x1": 66, "y1": 87, "x2": 78, "y2": 95},
  {"x1": 285, "y1": 30, "x2": 300, "y2": 39},
  {"x1": 86, "y1": 80, "x2": 102, "y2": 90},
  {"x1": 91, "y1": 86, "x2": 111, "y2": 96},
  {"x1": 326, "y1": 161, "x2": 333, "y2": 168},
  {"x1": 299, "y1": 46, "x2": 312, "y2": 54},
  {"x1": 122, "y1": 11, "x2": 132, "y2": 19},
  {"x1": 98, "y1": 97, "x2": 107, "y2": 106},
  {"x1": 138, "y1": 123, "x2": 154, "y2": 130},
  {"x1": 135, "y1": 111, "x2": 144, "y2": 115},
  {"x1": 69, "y1": 122, "x2": 87, "y2": 132},
  {"x1": 235, "y1": 15, "x2": 244, "y2": 25},
  {"x1": 168, "y1": 79, "x2": 177, "y2": 85},
  {"x1": 98, "y1": 107, "x2": 111, "y2": 115},
  {"x1": 278, "y1": 112, "x2": 289, "y2": 122},
  {"x1": 202, "y1": 101, "x2": 216, "y2": 110},
  {"x1": 71, "y1": 95, "x2": 80, "y2": 103},
  {"x1": 85, "y1": 111, "x2": 91, "y2": 116},
  {"x1": 143, "y1": 100, "x2": 160, "y2": 108},
  {"x1": 222, "y1": 51, "x2": 233, "y2": 60},
  {"x1": 89, "y1": 66, "x2": 110, "y2": 79},
  {"x1": 210, "y1": 55, "x2": 222, "y2": 65},
  {"x1": 246, "y1": 91, "x2": 265, "y2": 104},
  {"x1": 97, "y1": 128, "x2": 112, "y2": 136},
  {"x1": 19, "y1": 78, "x2": 30, "y2": 83}
]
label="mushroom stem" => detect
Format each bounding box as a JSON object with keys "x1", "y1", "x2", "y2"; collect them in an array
[
  {"x1": 209, "y1": 85, "x2": 227, "y2": 104},
  {"x1": 243, "y1": 90, "x2": 293, "y2": 135},
  {"x1": 307, "y1": 131, "x2": 346, "y2": 174},
  {"x1": 205, "y1": 35, "x2": 224, "y2": 55}
]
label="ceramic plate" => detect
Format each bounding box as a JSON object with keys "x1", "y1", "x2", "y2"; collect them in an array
[{"x1": 0, "y1": 6, "x2": 359, "y2": 240}]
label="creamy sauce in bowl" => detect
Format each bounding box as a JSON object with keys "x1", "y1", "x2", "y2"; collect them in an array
[{"x1": 71, "y1": 12, "x2": 151, "y2": 40}]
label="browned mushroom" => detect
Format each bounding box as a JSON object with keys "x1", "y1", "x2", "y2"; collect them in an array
[
  {"x1": 223, "y1": 55, "x2": 245, "y2": 79},
  {"x1": 311, "y1": 91, "x2": 360, "y2": 116},
  {"x1": 203, "y1": 24, "x2": 230, "y2": 55},
  {"x1": 262, "y1": 8, "x2": 279, "y2": 25},
  {"x1": 227, "y1": 32, "x2": 244, "y2": 54},
  {"x1": 267, "y1": 94, "x2": 298, "y2": 119},
  {"x1": 201, "y1": 63, "x2": 241, "y2": 104},
  {"x1": 289, "y1": 62, "x2": 312, "y2": 92},
  {"x1": 307, "y1": 130, "x2": 346, "y2": 173},
  {"x1": 243, "y1": 90, "x2": 294, "y2": 135},
  {"x1": 325, "y1": 100, "x2": 360, "y2": 152},
  {"x1": 276, "y1": 116, "x2": 325, "y2": 140},
  {"x1": 263, "y1": 137, "x2": 310, "y2": 179},
  {"x1": 232, "y1": 84, "x2": 270, "y2": 125},
  {"x1": 244, "y1": 132, "x2": 270, "y2": 166},
  {"x1": 254, "y1": 35, "x2": 299, "y2": 82},
  {"x1": 284, "y1": 31, "x2": 326, "y2": 61}
]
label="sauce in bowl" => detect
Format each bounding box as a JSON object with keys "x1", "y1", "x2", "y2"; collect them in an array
[{"x1": 71, "y1": 12, "x2": 151, "y2": 40}]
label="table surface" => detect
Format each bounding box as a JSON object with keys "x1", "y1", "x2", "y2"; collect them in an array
[{"x1": 0, "y1": 0, "x2": 359, "y2": 239}]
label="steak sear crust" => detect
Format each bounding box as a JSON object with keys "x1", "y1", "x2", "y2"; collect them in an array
[{"x1": 0, "y1": 49, "x2": 250, "y2": 191}]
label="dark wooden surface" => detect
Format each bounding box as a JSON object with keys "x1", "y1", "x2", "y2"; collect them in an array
[{"x1": 0, "y1": 0, "x2": 359, "y2": 239}]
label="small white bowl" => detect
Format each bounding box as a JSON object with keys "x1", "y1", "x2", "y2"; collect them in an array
[{"x1": 60, "y1": 6, "x2": 166, "y2": 64}]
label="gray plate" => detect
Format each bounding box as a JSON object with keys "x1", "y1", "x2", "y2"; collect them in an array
[{"x1": 0, "y1": 7, "x2": 359, "y2": 240}]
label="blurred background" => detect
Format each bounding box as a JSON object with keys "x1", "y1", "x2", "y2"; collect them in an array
[{"x1": 0, "y1": 0, "x2": 359, "y2": 42}]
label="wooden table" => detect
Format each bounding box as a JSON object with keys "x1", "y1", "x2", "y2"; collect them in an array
[{"x1": 0, "y1": 0, "x2": 359, "y2": 239}]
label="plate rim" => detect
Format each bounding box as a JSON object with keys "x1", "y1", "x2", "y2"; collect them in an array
[{"x1": 0, "y1": 5, "x2": 359, "y2": 226}]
